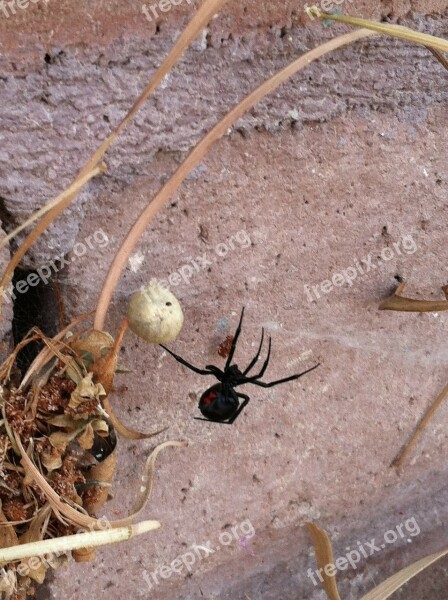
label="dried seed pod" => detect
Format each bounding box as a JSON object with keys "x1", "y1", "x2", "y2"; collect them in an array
[{"x1": 127, "y1": 280, "x2": 183, "y2": 344}]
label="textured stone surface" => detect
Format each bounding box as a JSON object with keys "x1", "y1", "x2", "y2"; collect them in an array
[
  {"x1": 60, "y1": 109, "x2": 448, "y2": 599},
  {"x1": 0, "y1": 3, "x2": 446, "y2": 265},
  {"x1": 0, "y1": 1, "x2": 447, "y2": 599}
]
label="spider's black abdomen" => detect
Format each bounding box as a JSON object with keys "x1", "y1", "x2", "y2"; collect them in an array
[{"x1": 199, "y1": 383, "x2": 239, "y2": 422}]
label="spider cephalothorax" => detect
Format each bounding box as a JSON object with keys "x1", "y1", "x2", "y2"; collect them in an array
[{"x1": 160, "y1": 307, "x2": 319, "y2": 424}]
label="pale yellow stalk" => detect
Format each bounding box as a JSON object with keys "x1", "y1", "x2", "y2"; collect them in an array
[{"x1": 0, "y1": 521, "x2": 160, "y2": 562}]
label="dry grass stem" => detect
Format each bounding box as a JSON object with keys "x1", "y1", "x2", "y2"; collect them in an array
[
  {"x1": 0, "y1": 520, "x2": 160, "y2": 563},
  {"x1": 0, "y1": 0, "x2": 230, "y2": 315},
  {"x1": 379, "y1": 281, "x2": 448, "y2": 312},
  {"x1": 93, "y1": 28, "x2": 375, "y2": 329}
]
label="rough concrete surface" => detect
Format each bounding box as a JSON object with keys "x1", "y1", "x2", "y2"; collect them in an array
[{"x1": 0, "y1": 1, "x2": 447, "y2": 599}]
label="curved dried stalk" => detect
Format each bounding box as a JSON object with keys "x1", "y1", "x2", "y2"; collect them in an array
[
  {"x1": 426, "y1": 47, "x2": 448, "y2": 70},
  {"x1": 307, "y1": 522, "x2": 448, "y2": 600},
  {"x1": 0, "y1": 520, "x2": 160, "y2": 563},
  {"x1": 359, "y1": 548, "x2": 448, "y2": 600},
  {"x1": 16, "y1": 436, "x2": 185, "y2": 529},
  {"x1": 0, "y1": 163, "x2": 106, "y2": 252},
  {"x1": 121, "y1": 440, "x2": 187, "y2": 523},
  {"x1": 379, "y1": 281, "x2": 448, "y2": 468},
  {"x1": 72, "y1": 318, "x2": 168, "y2": 438},
  {"x1": 306, "y1": 8, "x2": 448, "y2": 53},
  {"x1": 0, "y1": 0, "x2": 229, "y2": 315},
  {"x1": 391, "y1": 381, "x2": 448, "y2": 469},
  {"x1": 0, "y1": 331, "x2": 42, "y2": 383},
  {"x1": 93, "y1": 28, "x2": 376, "y2": 329},
  {"x1": 307, "y1": 523, "x2": 342, "y2": 600},
  {"x1": 19, "y1": 312, "x2": 94, "y2": 390},
  {"x1": 102, "y1": 396, "x2": 168, "y2": 440}
]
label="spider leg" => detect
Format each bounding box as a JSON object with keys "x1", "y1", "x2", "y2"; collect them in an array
[
  {"x1": 238, "y1": 337, "x2": 272, "y2": 384},
  {"x1": 247, "y1": 363, "x2": 320, "y2": 388},
  {"x1": 242, "y1": 328, "x2": 264, "y2": 376},
  {"x1": 227, "y1": 393, "x2": 250, "y2": 424},
  {"x1": 224, "y1": 306, "x2": 245, "y2": 369},
  {"x1": 160, "y1": 345, "x2": 213, "y2": 376}
]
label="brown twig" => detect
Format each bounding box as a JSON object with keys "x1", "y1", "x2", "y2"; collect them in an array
[
  {"x1": 94, "y1": 29, "x2": 376, "y2": 329},
  {"x1": 103, "y1": 395, "x2": 169, "y2": 440},
  {"x1": 426, "y1": 46, "x2": 448, "y2": 71},
  {"x1": 19, "y1": 311, "x2": 94, "y2": 390},
  {"x1": 379, "y1": 281, "x2": 448, "y2": 312},
  {"x1": 16, "y1": 435, "x2": 185, "y2": 528},
  {"x1": 381, "y1": 281, "x2": 448, "y2": 467},
  {"x1": 391, "y1": 381, "x2": 448, "y2": 469},
  {"x1": 306, "y1": 8, "x2": 448, "y2": 52},
  {"x1": 0, "y1": 0, "x2": 230, "y2": 317}
]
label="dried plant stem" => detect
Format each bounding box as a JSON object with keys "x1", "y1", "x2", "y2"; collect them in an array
[
  {"x1": 306, "y1": 8, "x2": 448, "y2": 52},
  {"x1": 0, "y1": 163, "x2": 106, "y2": 252},
  {"x1": 103, "y1": 396, "x2": 168, "y2": 440},
  {"x1": 2, "y1": 404, "x2": 20, "y2": 456},
  {"x1": 308, "y1": 520, "x2": 448, "y2": 600},
  {"x1": 426, "y1": 46, "x2": 448, "y2": 70},
  {"x1": 125, "y1": 440, "x2": 186, "y2": 522},
  {"x1": 91, "y1": 317, "x2": 129, "y2": 395},
  {"x1": 379, "y1": 282, "x2": 448, "y2": 312},
  {"x1": 0, "y1": 332, "x2": 43, "y2": 383},
  {"x1": 108, "y1": 0, "x2": 230, "y2": 142},
  {"x1": 16, "y1": 436, "x2": 185, "y2": 528},
  {"x1": 0, "y1": 520, "x2": 160, "y2": 563},
  {"x1": 97, "y1": 318, "x2": 169, "y2": 438},
  {"x1": 391, "y1": 381, "x2": 448, "y2": 469},
  {"x1": 359, "y1": 547, "x2": 448, "y2": 600},
  {"x1": 0, "y1": 0, "x2": 229, "y2": 315},
  {"x1": 307, "y1": 523, "x2": 342, "y2": 600},
  {"x1": 94, "y1": 28, "x2": 375, "y2": 329},
  {"x1": 379, "y1": 296, "x2": 448, "y2": 311},
  {"x1": 380, "y1": 281, "x2": 448, "y2": 467},
  {"x1": 19, "y1": 311, "x2": 94, "y2": 390}
]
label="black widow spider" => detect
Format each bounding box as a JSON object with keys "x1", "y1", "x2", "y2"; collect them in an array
[{"x1": 160, "y1": 307, "x2": 320, "y2": 424}]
